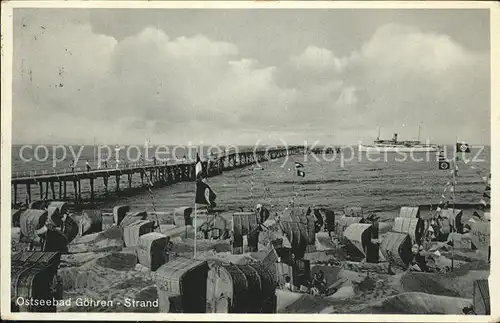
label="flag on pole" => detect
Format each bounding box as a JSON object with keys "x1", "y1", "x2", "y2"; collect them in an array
[
  {"x1": 296, "y1": 169, "x2": 305, "y2": 177},
  {"x1": 456, "y1": 142, "x2": 470, "y2": 153},
  {"x1": 438, "y1": 150, "x2": 450, "y2": 170},
  {"x1": 195, "y1": 153, "x2": 204, "y2": 180},
  {"x1": 195, "y1": 180, "x2": 217, "y2": 206},
  {"x1": 294, "y1": 161, "x2": 304, "y2": 168},
  {"x1": 439, "y1": 161, "x2": 450, "y2": 170}
]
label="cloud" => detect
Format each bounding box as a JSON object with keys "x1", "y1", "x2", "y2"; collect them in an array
[
  {"x1": 13, "y1": 19, "x2": 489, "y2": 145},
  {"x1": 290, "y1": 45, "x2": 344, "y2": 72},
  {"x1": 340, "y1": 23, "x2": 489, "y2": 141}
]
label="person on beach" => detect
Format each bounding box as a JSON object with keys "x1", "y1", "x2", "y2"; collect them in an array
[
  {"x1": 321, "y1": 209, "x2": 335, "y2": 238},
  {"x1": 71, "y1": 159, "x2": 75, "y2": 173},
  {"x1": 284, "y1": 275, "x2": 293, "y2": 291},
  {"x1": 409, "y1": 244, "x2": 428, "y2": 272},
  {"x1": 311, "y1": 271, "x2": 327, "y2": 295},
  {"x1": 153, "y1": 156, "x2": 157, "y2": 165},
  {"x1": 103, "y1": 160, "x2": 108, "y2": 168},
  {"x1": 256, "y1": 204, "x2": 270, "y2": 224},
  {"x1": 85, "y1": 161, "x2": 91, "y2": 172}
]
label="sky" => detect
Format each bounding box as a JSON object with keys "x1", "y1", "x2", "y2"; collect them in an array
[{"x1": 12, "y1": 8, "x2": 491, "y2": 145}]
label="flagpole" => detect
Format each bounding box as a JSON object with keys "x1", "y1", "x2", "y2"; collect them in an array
[
  {"x1": 194, "y1": 202, "x2": 197, "y2": 259},
  {"x1": 451, "y1": 136, "x2": 458, "y2": 272}
]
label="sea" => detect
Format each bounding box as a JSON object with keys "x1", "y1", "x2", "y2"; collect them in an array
[{"x1": 10, "y1": 144, "x2": 491, "y2": 214}]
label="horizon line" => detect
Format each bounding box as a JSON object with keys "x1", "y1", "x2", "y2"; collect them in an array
[{"x1": 9, "y1": 142, "x2": 492, "y2": 147}]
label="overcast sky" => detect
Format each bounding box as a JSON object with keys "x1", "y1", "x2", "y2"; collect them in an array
[{"x1": 12, "y1": 8, "x2": 490, "y2": 145}]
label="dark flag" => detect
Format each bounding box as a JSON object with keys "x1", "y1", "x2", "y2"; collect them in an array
[
  {"x1": 195, "y1": 153, "x2": 204, "y2": 180},
  {"x1": 438, "y1": 150, "x2": 450, "y2": 170},
  {"x1": 439, "y1": 161, "x2": 450, "y2": 170},
  {"x1": 195, "y1": 180, "x2": 217, "y2": 206},
  {"x1": 297, "y1": 170, "x2": 305, "y2": 177},
  {"x1": 294, "y1": 161, "x2": 304, "y2": 168},
  {"x1": 456, "y1": 142, "x2": 471, "y2": 153}
]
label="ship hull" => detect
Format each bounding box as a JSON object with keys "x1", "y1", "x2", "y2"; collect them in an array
[{"x1": 358, "y1": 144, "x2": 438, "y2": 153}]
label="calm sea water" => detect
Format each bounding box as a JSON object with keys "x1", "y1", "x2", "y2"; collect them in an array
[{"x1": 11, "y1": 145, "x2": 490, "y2": 213}]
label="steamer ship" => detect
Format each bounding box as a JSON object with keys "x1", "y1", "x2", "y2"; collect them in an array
[{"x1": 358, "y1": 126, "x2": 438, "y2": 153}]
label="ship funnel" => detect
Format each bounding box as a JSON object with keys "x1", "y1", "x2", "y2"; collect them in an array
[{"x1": 393, "y1": 133, "x2": 398, "y2": 142}]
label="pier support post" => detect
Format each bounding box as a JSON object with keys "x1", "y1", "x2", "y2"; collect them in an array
[
  {"x1": 103, "y1": 176, "x2": 108, "y2": 194},
  {"x1": 26, "y1": 183, "x2": 31, "y2": 203},
  {"x1": 50, "y1": 181, "x2": 56, "y2": 200},
  {"x1": 90, "y1": 178, "x2": 94, "y2": 200},
  {"x1": 140, "y1": 171, "x2": 144, "y2": 186},
  {"x1": 116, "y1": 175, "x2": 120, "y2": 192},
  {"x1": 77, "y1": 180, "x2": 81, "y2": 201},
  {"x1": 58, "y1": 181, "x2": 62, "y2": 199},
  {"x1": 39, "y1": 182, "x2": 43, "y2": 200},
  {"x1": 45, "y1": 181, "x2": 49, "y2": 199},
  {"x1": 127, "y1": 173, "x2": 132, "y2": 188},
  {"x1": 63, "y1": 181, "x2": 67, "y2": 199},
  {"x1": 73, "y1": 180, "x2": 77, "y2": 201}
]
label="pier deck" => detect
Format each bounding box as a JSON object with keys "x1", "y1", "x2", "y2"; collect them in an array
[{"x1": 11, "y1": 146, "x2": 305, "y2": 206}]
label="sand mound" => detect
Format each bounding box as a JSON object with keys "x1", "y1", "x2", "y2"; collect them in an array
[
  {"x1": 61, "y1": 252, "x2": 112, "y2": 267},
  {"x1": 359, "y1": 292, "x2": 472, "y2": 314},
  {"x1": 58, "y1": 253, "x2": 156, "y2": 313},
  {"x1": 315, "y1": 233, "x2": 337, "y2": 250},
  {"x1": 58, "y1": 263, "x2": 127, "y2": 291},
  {"x1": 327, "y1": 286, "x2": 355, "y2": 299},
  {"x1": 203, "y1": 251, "x2": 257, "y2": 265},
  {"x1": 68, "y1": 226, "x2": 124, "y2": 253},
  {"x1": 399, "y1": 272, "x2": 462, "y2": 297},
  {"x1": 95, "y1": 252, "x2": 137, "y2": 271},
  {"x1": 95, "y1": 225, "x2": 122, "y2": 241},
  {"x1": 337, "y1": 269, "x2": 365, "y2": 285},
  {"x1": 276, "y1": 290, "x2": 337, "y2": 313},
  {"x1": 171, "y1": 239, "x2": 231, "y2": 253},
  {"x1": 343, "y1": 261, "x2": 389, "y2": 275},
  {"x1": 452, "y1": 270, "x2": 490, "y2": 299}
]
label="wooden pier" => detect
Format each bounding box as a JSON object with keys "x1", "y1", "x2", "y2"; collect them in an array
[{"x1": 11, "y1": 146, "x2": 304, "y2": 206}]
